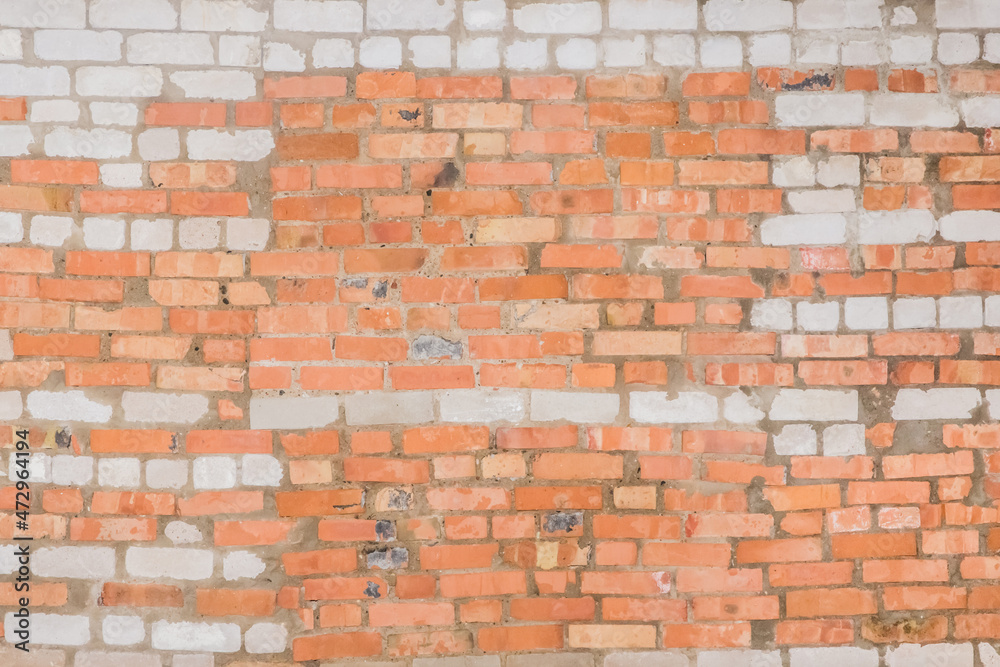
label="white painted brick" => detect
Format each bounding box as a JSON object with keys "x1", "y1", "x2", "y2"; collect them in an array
[
  {"x1": 1, "y1": 0, "x2": 87, "y2": 28},
  {"x1": 151, "y1": 620, "x2": 240, "y2": 653},
  {"x1": 131, "y1": 219, "x2": 174, "y2": 251},
  {"x1": 776, "y1": 93, "x2": 865, "y2": 126},
  {"x1": 30, "y1": 215, "x2": 73, "y2": 246},
  {"x1": 313, "y1": 38, "x2": 354, "y2": 68},
  {"x1": 34, "y1": 30, "x2": 122, "y2": 61},
  {"x1": 126, "y1": 547, "x2": 214, "y2": 580},
  {"x1": 264, "y1": 42, "x2": 306, "y2": 71},
  {"x1": 559, "y1": 38, "x2": 600, "y2": 69},
  {"x1": 51, "y1": 455, "x2": 92, "y2": 486},
  {"x1": 181, "y1": 0, "x2": 269, "y2": 32},
  {"x1": 749, "y1": 33, "x2": 792, "y2": 66},
  {"x1": 892, "y1": 388, "x2": 982, "y2": 420},
  {"x1": 92, "y1": 102, "x2": 139, "y2": 126},
  {"x1": 817, "y1": 155, "x2": 860, "y2": 187},
  {"x1": 962, "y1": 97, "x2": 1000, "y2": 127},
  {"x1": 458, "y1": 37, "x2": 500, "y2": 69},
  {"x1": 127, "y1": 33, "x2": 214, "y2": 65},
  {"x1": 8, "y1": 451, "x2": 50, "y2": 483},
  {"x1": 0, "y1": 212, "x2": 21, "y2": 244},
  {"x1": 704, "y1": 0, "x2": 792, "y2": 30},
  {"x1": 751, "y1": 299, "x2": 793, "y2": 330},
  {"x1": 410, "y1": 36, "x2": 451, "y2": 68},
  {"x1": 76, "y1": 66, "x2": 163, "y2": 98},
  {"x1": 45, "y1": 128, "x2": 131, "y2": 159},
  {"x1": 0, "y1": 391, "x2": 22, "y2": 420},
  {"x1": 870, "y1": 94, "x2": 960, "y2": 127},
  {"x1": 823, "y1": 423, "x2": 866, "y2": 456},
  {"x1": 700, "y1": 35, "x2": 742, "y2": 67},
  {"x1": 796, "y1": 301, "x2": 839, "y2": 331},
  {"x1": 138, "y1": 128, "x2": 180, "y2": 162},
  {"x1": 220, "y1": 35, "x2": 262, "y2": 67},
  {"x1": 27, "y1": 390, "x2": 112, "y2": 423},
  {"x1": 91, "y1": 0, "x2": 178, "y2": 29},
  {"x1": 987, "y1": 33, "x2": 1000, "y2": 62},
  {"x1": 179, "y1": 218, "x2": 220, "y2": 250},
  {"x1": 465, "y1": 0, "x2": 507, "y2": 30},
  {"x1": 5, "y1": 613, "x2": 88, "y2": 646},
  {"x1": 166, "y1": 521, "x2": 203, "y2": 545},
  {"x1": 0, "y1": 30, "x2": 22, "y2": 60},
  {"x1": 891, "y1": 35, "x2": 934, "y2": 63},
  {"x1": 170, "y1": 70, "x2": 257, "y2": 100},
  {"x1": 249, "y1": 396, "x2": 339, "y2": 429},
  {"x1": 188, "y1": 129, "x2": 274, "y2": 161},
  {"x1": 32, "y1": 546, "x2": 115, "y2": 579},
  {"x1": 761, "y1": 213, "x2": 847, "y2": 246},
  {"x1": 102, "y1": 616, "x2": 145, "y2": 646},
  {"x1": 987, "y1": 296, "x2": 1000, "y2": 326},
  {"x1": 604, "y1": 36, "x2": 647, "y2": 67},
  {"x1": 146, "y1": 459, "x2": 188, "y2": 490},
  {"x1": 983, "y1": 643, "x2": 1000, "y2": 667},
  {"x1": 773, "y1": 157, "x2": 816, "y2": 187},
  {"x1": 122, "y1": 391, "x2": 209, "y2": 424},
  {"x1": 938, "y1": 32, "x2": 980, "y2": 64},
  {"x1": 369, "y1": 0, "x2": 457, "y2": 30},
  {"x1": 940, "y1": 211, "x2": 1000, "y2": 241},
  {"x1": 891, "y1": 6, "x2": 918, "y2": 25},
  {"x1": 83, "y1": 217, "x2": 126, "y2": 250},
  {"x1": 98, "y1": 457, "x2": 141, "y2": 488},
  {"x1": 246, "y1": 622, "x2": 288, "y2": 654},
  {"x1": 796, "y1": 36, "x2": 839, "y2": 64},
  {"x1": 0, "y1": 332, "x2": 11, "y2": 362},
  {"x1": 773, "y1": 424, "x2": 817, "y2": 455},
  {"x1": 223, "y1": 550, "x2": 266, "y2": 580},
  {"x1": 226, "y1": 218, "x2": 269, "y2": 251},
  {"x1": 724, "y1": 391, "x2": 765, "y2": 424},
  {"x1": 770, "y1": 389, "x2": 859, "y2": 421},
  {"x1": 609, "y1": 0, "x2": 698, "y2": 30},
  {"x1": 936, "y1": 0, "x2": 1000, "y2": 28},
  {"x1": 845, "y1": 297, "x2": 889, "y2": 330},
  {"x1": 506, "y1": 39, "x2": 549, "y2": 70},
  {"x1": 787, "y1": 189, "x2": 855, "y2": 213},
  {"x1": 858, "y1": 210, "x2": 937, "y2": 244},
  {"x1": 894, "y1": 297, "x2": 937, "y2": 329},
  {"x1": 274, "y1": 0, "x2": 364, "y2": 32},
  {"x1": 360, "y1": 37, "x2": 402, "y2": 69},
  {"x1": 841, "y1": 39, "x2": 883, "y2": 66},
  {"x1": 886, "y1": 643, "x2": 973, "y2": 667},
  {"x1": 514, "y1": 2, "x2": 603, "y2": 34},
  {"x1": 939, "y1": 296, "x2": 984, "y2": 329},
  {"x1": 606, "y1": 654, "x2": 689, "y2": 667},
  {"x1": 653, "y1": 34, "x2": 696, "y2": 67},
  {"x1": 630, "y1": 391, "x2": 718, "y2": 423},
  {"x1": 699, "y1": 651, "x2": 781, "y2": 667},
  {"x1": 241, "y1": 454, "x2": 283, "y2": 486},
  {"x1": 30, "y1": 100, "x2": 80, "y2": 123},
  {"x1": 531, "y1": 390, "x2": 619, "y2": 423},
  {"x1": 193, "y1": 456, "x2": 238, "y2": 489},
  {"x1": 77, "y1": 651, "x2": 162, "y2": 667},
  {"x1": 441, "y1": 389, "x2": 527, "y2": 423},
  {"x1": 796, "y1": 0, "x2": 883, "y2": 29},
  {"x1": 0, "y1": 65, "x2": 70, "y2": 96}
]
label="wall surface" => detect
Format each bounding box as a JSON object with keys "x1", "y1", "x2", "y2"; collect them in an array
[{"x1": 3, "y1": 0, "x2": 1000, "y2": 665}]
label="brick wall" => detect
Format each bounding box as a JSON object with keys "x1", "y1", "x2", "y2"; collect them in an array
[{"x1": 3, "y1": 0, "x2": 1000, "y2": 665}]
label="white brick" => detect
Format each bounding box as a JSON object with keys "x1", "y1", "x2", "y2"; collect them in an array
[
  {"x1": 179, "y1": 218, "x2": 220, "y2": 249},
  {"x1": 700, "y1": 35, "x2": 742, "y2": 67},
  {"x1": 170, "y1": 71, "x2": 257, "y2": 100},
  {"x1": 776, "y1": 93, "x2": 865, "y2": 126},
  {"x1": 892, "y1": 388, "x2": 982, "y2": 420},
  {"x1": 122, "y1": 391, "x2": 209, "y2": 424},
  {"x1": 559, "y1": 38, "x2": 599, "y2": 69},
  {"x1": 796, "y1": 36, "x2": 839, "y2": 64},
  {"x1": 962, "y1": 97, "x2": 1000, "y2": 127},
  {"x1": 787, "y1": 189, "x2": 855, "y2": 213},
  {"x1": 360, "y1": 37, "x2": 402, "y2": 69},
  {"x1": 151, "y1": 621, "x2": 240, "y2": 653},
  {"x1": 870, "y1": 94, "x2": 960, "y2": 127},
  {"x1": 773, "y1": 424, "x2": 817, "y2": 455},
  {"x1": 514, "y1": 2, "x2": 603, "y2": 34},
  {"x1": 130, "y1": 219, "x2": 174, "y2": 251},
  {"x1": 796, "y1": 0, "x2": 883, "y2": 29},
  {"x1": 749, "y1": 33, "x2": 792, "y2": 66},
  {"x1": 987, "y1": 33, "x2": 1000, "y2": 62},
  {"x1": 368, "y1": 0, "x2": 457, "y2": 30},
  {"x1": 193, "y1": 456, "x2": 237, "y2": 489},
  {"x1": 76, "y1": 67, "x2": 163, "y2": 98},
  {"x1": 223, "y1": 550, "x2": 265, "y2": 580},
  {"x1": 770, "y1": 389, "x2": 859, "y2": 421},
  {"x1": 987, "y1": 296, "x2": 1000, "y2": 326},
  {"x1": 0, "y1": 65, "x2": 70, "y2": 97},
  {"x1": 606, "y1": 653, "x2": 689, "y2": 667},
  {"x1": 894, "y1": 297, "x2": 937, "y2": 329},
  {"x1": 127, "y1": 33, "x2": 214, "y2": 65},
  {"x1": 264, "y1": 42, "x2": 306, "y2": 71},
  {"x1": 9, "y1": 451, "x2": 50, "y2": 483},
  {"x1": 938, "y1": 32, "x2": 980, "y2": 64},
  {"x1": 886, "y1": 643, "x2": 974, "y2": 667},
  {"x1": 940, "y1": 211, "x2": 1000, "y2": 241},
  {"x1": 126, "y1": 547, "x2": 213, "y2": 580},
  {"x1": 891, "y1": 35, "x2": 933, "y2": 63},
  {"x1": 249, "y1": 396, "x2": 339, "y2": 429},
  {"x1": 751, "y1": 299, "x2": 793, "y2": 330},
  {"x1": 274, "y1": 0, "x2": 364, "y2": 32},
  {"x1": 531, "y1": 390, "x2": 620, "y2": 423},
  {"x1": 936, "y1": 0, "x2": 1000, "y2": 28},
  {"x1": 146, "y1": 459, "x2": 187, "y2": 490},
  {"x1": 313, "y1": 38, "x2": 354, "y2": 68},
  {"x1": 181, "y1": 0, "x2": 269, "y2": 31},
  {"x1": 0, "y1": 212, "x2": 22, "y2": 243},
  {"x1": 165, "y1": 521, "x2": 203, "y2": 545},
  {"x1": 891, "y1": 6, "x2": 918, "y2": 25},
  {"x1": 83, "y1": 217, "x2": 126, "y2": 250},
  {"x1": 98, "y1": 458, "x2": 141, "y2": 488},
  {"x1": 30, "y1": 100, "x2": 80, "y2": 123},
  {"x1": 609, "y1": 0, "x2": 698, "y2": 30},
  {"x1": 724, "y1": 391, "x2": 765, "y2": 424},
  {"x1": 0, "y1": 391, "x2": 21, "y2": 420},
  {"x1": 51, "y1": 455, "x2": 92, "y2": 486},
  {"x1": 465, "y1": 0, "x2": 507, "y2": 30},
  {"x1": 761, "y1": 213, "x2": 847, "y2": 246},
  {"x1": 507, "y1": 39, "x2": 548, "y2": 70},
  {"x1": 441, "y1": 389, "x2": 526, "y2": 423},
  {"x1": 92, "y1": 102, "x2": 139, "y2": 126},
  {"x1": 630, "y1": 391, "x2": 718, "y2": 423},
  {"x1": 816, "y1": 155, "x2": 860, "y2": 187},
  {"x1": 458, "y1": 37, "x2": 500, "y2": 69},
  {"x1": 858, "y1": 210, "x2": 937, "y2": 245},
  {"x1": 27, "y1": 390, "x2": 112, "y2": 423},
  {"x1": 226, "y1": 218, "x2": 269, "y2": 251},
  {"x1": 0, "y1": 332, "x2": 11, "y2": 361},
  {"x1": 242, "y1": 454, "x2": 283, "y2": 486},
  {"x1": 220, "y1": 35, "x2": 262, "y2": 67},
  {"x1": 0, "y1": 30, "x2": 22, "y2": 60},
  {"x1": 845, "y1": 297, "x2": 889, "y2": 330},
  {"x1": 30, "y1": 215, "x2": 73, "y2": 246},
  {"x1": 6, "y1": 613, "x2": 88, "y2": 646},
  {"x1": 699, "y1": 650, "x2": 781, "y2": 667},
  {"x1": 34, "y1": 30, "x2": 122, "y2": 61},
  {"x1": 940, "y1": 296, "x2": 983, "y2": 328},
  {"x1": 103, "y1": 616, "x2": 145, "y2": 646},
  {"x1": 983, "y1": 644, "x2": 1000, "y2": 667},
  {"x1": 604, "y1": 36, "x2": 647, "y2": 67},
  {"x1": 91, "y1": 0, "x2": 178, "y2": 28},
  {"x1": 823, "y1": 423, "x2": 866, "y2": 456},
  {"x1": 705, "y1": 0, "x2": 793, "y2": 30},
  {"x1": 773, "y1": 157, "x2": 816, "y2": 187},
  {"x1": 1, "y1": 0, "x2": 87, "y2": 28},
  {"x1": 410, "y1": 36, "x2": 451, "y2": 68},
  {"x1": 245, "y1": 622, "x2": 288, "y2": 654},
  {"x1": 653, "y1": 34, "x2": 696, "y2": 67},
  {"x1": 33, "y1": 546, "x2": 115, "y2": 579},
  {"x1": 46, "y1": 128, "x2": 131, "y2": 159},
  {"x1": 78, "y1": 651, "x2": 161, "y2": 667},
  {"x1": 187, "y1": 129, "x2": 274, "y2": 161}
]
